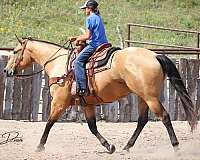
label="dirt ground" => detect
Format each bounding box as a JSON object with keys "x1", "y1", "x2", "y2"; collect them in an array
[{"x1": 0, "y1": 120, "x2": 199, "y2": 160}]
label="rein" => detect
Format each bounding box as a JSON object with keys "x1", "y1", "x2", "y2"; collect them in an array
[{"x1": 13, "y1": 39, "x2": 73, "y2": 79}]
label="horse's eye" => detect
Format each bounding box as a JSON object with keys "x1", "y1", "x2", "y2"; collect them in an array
[{"x1": 13, "y1": 50, "x2": 20, "y2": 54}]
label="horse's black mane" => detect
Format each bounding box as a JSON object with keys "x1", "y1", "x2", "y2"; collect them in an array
[{"x1": 22, "y1": 37, "x2": 69, "y2": 49}]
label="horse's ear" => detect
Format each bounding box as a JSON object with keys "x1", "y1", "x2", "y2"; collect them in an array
[{"x1": 15, "y1": 34, "x2": 23, "y2": 44}]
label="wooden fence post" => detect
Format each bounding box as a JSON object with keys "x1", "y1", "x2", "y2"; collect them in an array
[
  {"x1": 119, "y1": 94, "x2": 139, "y2": 122},
  {"x1": 196, "y1": 78, "x2": 200, "y2": 119},
  {"x1": 4, "y1": 77, "x2": 14, "y2": 119},
  {"x1": 119, "y1": 97, "x2": 129, "y2": 122},
  {"x1": 31, "y1": 64, "x2": 42, "y2": 121},
  {"x1": 102, "y1": 101, "x2": 118, "y2": 122},
  {"x1": 128, "y1": 94, "x2": 138, "y2": 122},
  {"x1": 0, "y1": 56, "x2": 6, "y2": 118},
  {"x1": 12, "y1": 78, "x2": 22, "y2": 120},
  {"x1": 96, "y1": 105, "x2": 102, "y2": 121},
  {"x1": 42, "y1": 74, "x2": 51, "y2": 121},
  {"x1": 65, "y1": 106, "x2": 79, "y2": 122},
  {"x1": 21, "y1": 66, "x2": 33, "y2": 120},
  {"x1": 187, "y1": 59, "x2": 199, "y2": 112}
]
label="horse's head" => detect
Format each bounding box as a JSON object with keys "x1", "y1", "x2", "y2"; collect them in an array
[{"x1": 4, "y1": 36, "x2": 33, "y2": 76}]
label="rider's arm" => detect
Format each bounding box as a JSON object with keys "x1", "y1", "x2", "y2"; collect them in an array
[
  {"x1": 76, "y1": 29, "x2": 91, "y2": 42},
  {"x1": 68, "y1": 28, "x2": 90, "y2": 44}
]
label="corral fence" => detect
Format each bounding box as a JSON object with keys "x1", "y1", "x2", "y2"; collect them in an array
[
  {"x1": 0, "y1": 23, "x2": 200, "y2": 122},
  {"x1": 125, "y1": 23, "x2": 200, "y2": 58}
]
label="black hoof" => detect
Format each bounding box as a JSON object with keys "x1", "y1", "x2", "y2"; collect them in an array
[
  {"x1": 36, "y1": 144, "x2": 45, "y2": 152},
  {"x1": 123, "y1": 146, "x2": 130, "y2": 152},
  {"x1": 108, "y1": 144, "x2": 116, "y2": 154},
  {"x1": 173, "y1": 145, "x2": 180, "y2": 152},
  {"x1": 173, "y1": 145, "x2": 181, "y2": 157}
]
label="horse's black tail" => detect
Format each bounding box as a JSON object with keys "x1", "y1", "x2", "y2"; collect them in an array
[{"x1": 156, "y1": 54, "x2": 198, "y2": 131}]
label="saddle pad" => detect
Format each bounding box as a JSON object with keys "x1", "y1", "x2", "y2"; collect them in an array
[{"x1": 90, "y1": 47, "x2": 121, "y2": 74}]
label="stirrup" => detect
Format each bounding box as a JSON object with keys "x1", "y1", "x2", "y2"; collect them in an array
[{"x1": 78, "y1": 89, "x2": 88, "y2": 96}]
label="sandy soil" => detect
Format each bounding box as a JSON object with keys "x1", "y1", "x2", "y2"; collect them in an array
[{"x1": 0, "y1": 120, "x2": 199, "y2": 160}]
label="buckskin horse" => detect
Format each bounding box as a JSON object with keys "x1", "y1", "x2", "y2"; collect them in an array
[{"x1": 4, "y1": 37, "x2": 198, "y2": 154}]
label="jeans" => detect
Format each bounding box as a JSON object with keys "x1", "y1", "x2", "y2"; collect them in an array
[{"x1": 74, "y1": 44, "x2": 96, "y2": 90}]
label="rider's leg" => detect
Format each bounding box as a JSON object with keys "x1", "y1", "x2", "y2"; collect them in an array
[{"x1": 74, "y1": 45, "x2": 96, "y2": 95}]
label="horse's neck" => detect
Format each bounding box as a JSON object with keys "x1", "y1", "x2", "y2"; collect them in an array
[{"x1": 30, "y1": 42, "x2": 69, "y2": 78}]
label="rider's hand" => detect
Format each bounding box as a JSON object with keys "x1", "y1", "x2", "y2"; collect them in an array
[{"x1": 74, "y1": 39, "x2": 80, "y2": 46}]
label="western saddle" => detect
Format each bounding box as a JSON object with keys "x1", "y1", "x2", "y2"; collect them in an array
[{"x1": 49, "y1": 42, "x2": 121, "y2": 98}]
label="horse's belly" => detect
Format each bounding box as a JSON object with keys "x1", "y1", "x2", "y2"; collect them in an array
[{"x1": 95, "y1": 80, "x2": 130, "y2": 104}]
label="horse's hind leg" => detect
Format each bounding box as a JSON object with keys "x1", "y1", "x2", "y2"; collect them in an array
[
  {"x1": 84, "y1": 105, "x2": 116, "y2": 154},
  {"x1": 146, "y1": 98, "x2": 179, "y2": 148},
  {"x1": 123, "y1": 97, "x2": 149, "y2": 151}
]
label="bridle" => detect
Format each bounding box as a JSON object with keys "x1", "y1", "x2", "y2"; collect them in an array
[
  {"x1": 12, "y1": 39, "x2": 29, "y2": 71},
  {"x1": 12, "y1": 38, "x2": 73, "y2": 78}
]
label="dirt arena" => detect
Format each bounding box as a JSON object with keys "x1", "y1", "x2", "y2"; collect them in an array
[{"x1": 0, "y1": 120, "x2": 199, "y2": 160}]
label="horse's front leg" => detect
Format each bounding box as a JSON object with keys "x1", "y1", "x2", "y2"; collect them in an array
[
  {"x1": 36, "y1": 104, "x2": 67, "y2": 152},
  {"x1": 85, "y1": 106, "x2": 116, "y2": 154},
  {"x1": 36, "y1": 117, "x2": 56, "y2": 152},
  {"x1": 36, "y1": 86, "x2": 71, "y2": 152}
]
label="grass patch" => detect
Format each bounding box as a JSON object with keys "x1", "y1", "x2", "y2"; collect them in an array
[{"x1": 0, "y1": 0, "x2": 199, "y2": 48}]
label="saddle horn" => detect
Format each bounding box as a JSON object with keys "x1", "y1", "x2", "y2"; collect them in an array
[{"x1": 15, "y1": 34, "x2": 23, "y2": 44}]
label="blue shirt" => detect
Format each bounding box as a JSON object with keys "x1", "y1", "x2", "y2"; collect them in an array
[{"x1": 86, "y1": 13, "x2": 108, "y2": 48}]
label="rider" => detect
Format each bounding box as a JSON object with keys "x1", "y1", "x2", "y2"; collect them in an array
[{"x1": 70, "y1": 0, "x2": 108, "y2": 96}]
